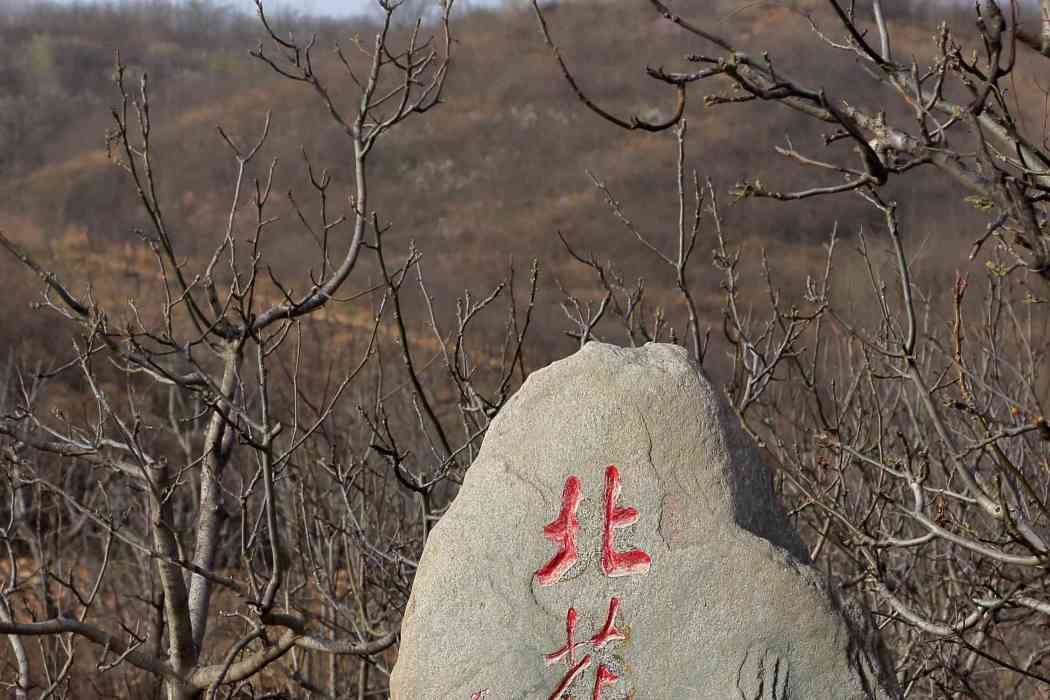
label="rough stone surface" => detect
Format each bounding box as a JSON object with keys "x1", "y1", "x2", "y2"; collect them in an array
[{"x1": 390, "y1": 342, "x2": 901, "y2": 699}]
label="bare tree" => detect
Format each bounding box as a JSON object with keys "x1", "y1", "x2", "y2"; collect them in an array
[
  {"x1": 539, "y1": 0, "x2": 1050, "y2": 697},
  {"x1": 0, "y1": 1, "x2": 535, "y2": 698}
]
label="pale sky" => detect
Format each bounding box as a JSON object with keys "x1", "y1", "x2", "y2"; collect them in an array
[
  {"x1": 31, "y1": 0, "x2": 502, "y2": 19},
  {"x1": 261, "y1": 0, "x2": 398, "y2": 18}
]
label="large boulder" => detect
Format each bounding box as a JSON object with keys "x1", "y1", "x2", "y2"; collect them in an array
[{"x1": 391, "y1": 342, "x2": 900, "y2": 699}]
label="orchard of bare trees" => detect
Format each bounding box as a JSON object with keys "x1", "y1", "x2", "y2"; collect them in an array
[{"x1": 0, "y1": 0, "x2": 1048, "y2": 698}]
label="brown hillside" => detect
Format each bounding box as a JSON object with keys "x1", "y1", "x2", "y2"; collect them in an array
[{"x1": 1, "y1": 0, "x2": 1046, "y2": 371}]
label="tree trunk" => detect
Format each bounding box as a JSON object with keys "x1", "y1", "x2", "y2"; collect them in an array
[{"x1": 163, "y1": 679, "x2": 200, "y2": 700}]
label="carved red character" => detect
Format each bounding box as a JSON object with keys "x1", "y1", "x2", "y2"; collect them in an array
[
  {"x1": 535, "y1": 475, "x2": 583, "y2": 586},
  {"x1": 600, "y1": 465, "x2": 652, "y2": 577},
  {"x1": 589, "y1": 596, "x2": 626, "y2": 649},
  {"x1": 537, "y1": 467, "x2": 646, "y2": 697},
  {"x1": 544, "y1": 598, "x2": 626, "y2": 700},
  {"x1": 591, "y1": 666, "x2": 620, "y2": 700}
]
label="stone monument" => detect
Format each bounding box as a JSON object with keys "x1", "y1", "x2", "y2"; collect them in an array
[{"x1": 390, "y1": 342, "x2": 900, "y2": 699}]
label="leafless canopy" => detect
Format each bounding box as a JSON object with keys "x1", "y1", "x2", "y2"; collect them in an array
[{"x1": 0, "y1": 1, "x2": 536, "y2": 698}]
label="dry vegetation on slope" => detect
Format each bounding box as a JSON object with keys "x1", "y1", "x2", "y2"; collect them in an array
[{"x1": 3, "y1": 0, "x2": 1036, "y2": 362}]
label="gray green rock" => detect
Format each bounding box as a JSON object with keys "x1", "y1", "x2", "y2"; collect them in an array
[{"x1": 391, "y1": 342, "x2": 900, "y2": 699}]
